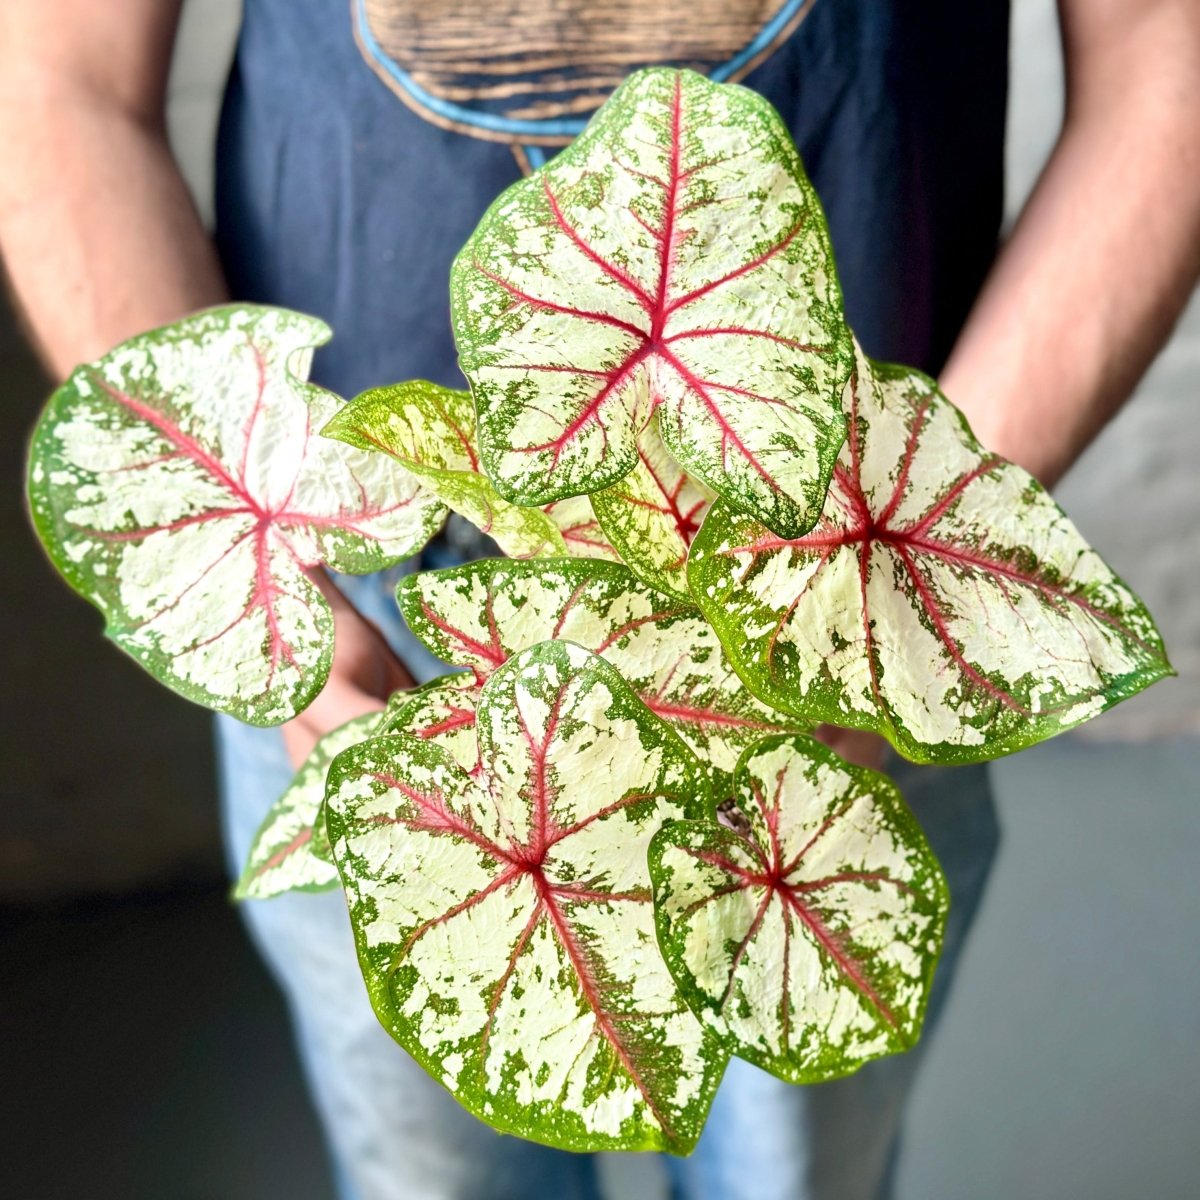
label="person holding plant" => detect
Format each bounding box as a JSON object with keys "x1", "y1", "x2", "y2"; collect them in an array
[{"x1": 3, "y1": 2, "x2": 1199, "y2": 1199}]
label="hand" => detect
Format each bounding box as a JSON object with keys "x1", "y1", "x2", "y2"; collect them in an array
[
  {"x1": 281, "y1": 571, "x2": 415, "y2": 768},
  {"x1": 813, "y1": 724, "x2": 888, "y2": 773}
]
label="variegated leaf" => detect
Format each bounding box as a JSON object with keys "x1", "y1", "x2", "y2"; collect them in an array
[
  {"x1": 591, "y1": 421, "x2": 711, "y2": 599},
  {"x1": 688, "y1": 345, "x2": 1172, "y2": 763},
  {"x1": 324, "y1": 380, "x2": 619, "y2": 561},
  {"x1": 27, "y1": 306, "x2": 445, "y2": 724},
  {"x1": 378, "y1": 674, "x2": 482, "y2": 773},
  {"x1": 452, "y1": 67, "x2": 852, "y2": 537},
  {"x1": 396, "y1": 557, "x2": 807, "y2": 794},
  {"x1": 234, "y1": 712, "x2": 381, "y2": 900},
  {"x1": 324, "y1": 381, "x2": 564, "y2": 559},
  {"x1": 325, "y1": 641, "x2": 726, "y2": 1152},
  {"x1": 649, "y1": 734, "x2": 947, "y2": 1083},
  {"x1": 542, "y1": 494, "x2": 621, "y2": 561}
]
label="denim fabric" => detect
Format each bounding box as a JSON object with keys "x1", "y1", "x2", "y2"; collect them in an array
[{"x1": 219, "y1": 661, "x2": 998, "y2": 1200}]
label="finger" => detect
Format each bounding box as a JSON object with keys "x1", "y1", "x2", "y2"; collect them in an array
[{"x1": 813, "y1": 724, "x2": 888, "y2": 772}]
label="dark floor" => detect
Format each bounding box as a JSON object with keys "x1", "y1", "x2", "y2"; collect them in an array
[{"x1": 1, "y1": 887, "x2": 333, "y2": 1200}]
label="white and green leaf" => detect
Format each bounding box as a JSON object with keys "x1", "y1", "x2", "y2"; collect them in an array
[
  {"x1": 650, "y1": 734, "x2": 947, "y2": 1083},
  {"x1": 688, "y1": 345, "x2": 1173, "y2": 762},
  {"x1": 378, "y1": 674, "x2": 482, "y2": 773},
  {"x1": 326, "y1": 641, "x2": 726, "y2": 1152},
  {"x1": 27, "y1": 306, "x2": 445, "y2": 724},
  {"x1": 324, "y1": 381, "x2": 565, "y2": 559},
  {"x1": 591, "y1": 421, "x2": 711, "y2": 600},
  {"x1": 452, "y1": 67, "x2": 851, "y2": 537},
  {"x1": 324, "y1": 380, "x2": 619, "y2": 562},
  {"x1": 234, "y1": 712, "x2": 381, "y2": 900},
  {"x1": 396, "y1": 556, "x2": 807, "y2": 794},
  {"x1": 542, "y1": 494, "x2": 621, "y2": 561}
]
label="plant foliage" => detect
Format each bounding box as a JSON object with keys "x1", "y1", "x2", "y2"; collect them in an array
[{"x1": 24, "y1": 66, "x2": 1172, "y2": 1155}]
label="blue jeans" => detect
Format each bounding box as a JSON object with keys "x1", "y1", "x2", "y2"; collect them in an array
[{"x1": 217, "y1": 570, "x2": 999, "y2": 1200}]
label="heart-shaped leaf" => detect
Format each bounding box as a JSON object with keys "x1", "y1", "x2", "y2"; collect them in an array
[
  {"x1": 325, "y1": 641, "x2": 726, "y2": 1152},
  {"x1": 235, "y1": 712, "x2": 381, "y2": 900},
  {"x1": 650, "y1": 735, "x2": 947, "y2": 1083},
  {"x1": 452, "y1": 67, "x2": 851, "y2": 537},
  {"x1": 27, "y1": 306, "x2": 445, "y2": 724},
  {"x1": 591, "y1": 421, "x2": 711, "y2": 600},
  {"x1": 688, "y1": 346, "x2": 1172, "y2": 762},
  {"x1": 324, "y1": 380, "x2": 619, "y2": 562},
  {"x1": 396, "y1": 557, "x2": 807, "y2": 793}
]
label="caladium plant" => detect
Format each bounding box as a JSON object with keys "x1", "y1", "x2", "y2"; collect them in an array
[
  {"x1": 325, "y1": 641, "x2": 726, "y2": 1152},
  {"x1": 650, "y1": 734, "x2": 947, "y2": 1083},
  {"x1": 26, "y1": 67, "x2": 1172, "y2": 1156},
  {"x1": 450, "y1": 68, "x2": 853, "y2": 538},
  {"x1": 26, "y1": 307, "x2": 444, "y2": 724},
  {"x1": 688, "y1": 341, "x2": 1173, "y2": 763}
]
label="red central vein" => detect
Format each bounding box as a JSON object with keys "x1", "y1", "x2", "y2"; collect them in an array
[
  {"x1": 901, "y1": 534, "x2": 1154, "y2": 650},
  {"x1": 648, "y1": 75, "x2": 685, "y2": 336},
  {"x1": 644, "y1": 700, "x2": 785, "y2": 731},
  {"x1": 779, "y1": 888, "x2": 900, "y2": 1030},
  {"x1": 417, "y1": 705, "x2": 477, "y2": 740},
  {"x1": 874, "y1": 397, "x2": 930, "y2": 531},
  {"x1": 638, "y1": 446, "x2": 702, "y2": 544},
  {"x1": 480, "y1": 895, "x2": 545, "y2": 1063},
  {"x1": 593, "y1": 606, "x2": 686, "y2": 654},
  {"x1": 662, "y1": 214, "x2": 808, "y2": 321},
  {"x1": 544, "y1": 791, "x2": 661, "y2": 852},
  {"x1": 781, "y1": 793, "x2": 862, "y2": 878},
  {"x1": 543, "y1": 177, "x2": 655, "y2": 313},
  {"x1": 720, "y1": 889, "x2": 773, "y2": 1011},
  {"x1": 420, "y1": 601, "x2": 506, "y2": 668},
  {"x1": 892, "y1": 456, "x2": 1001, "y2": 539},
  {"x1": 664, "y1": 327, "x2": 827, "y2": 352},
  {"x1": 658, "y1": 347, "x2": 777, "y2": 486},
  {"x1": 372, "y1": 773, "x2": 514, "y2": 865},
  {"x1": 238, "y1": 338, "x2": 269, "y2": 488},
  {"x1": 397, "y1": 865, "x2": 525, "y2": 962},
  {"x1": 95, "y1": 376, "x2": 260, "y2": 514},
  {"x1": 254, "y1": 826, "x2": 314, "y2": 877},
  {"x1": 522, "y1": 343, "x2": 653, "y2": 464},
  {"x1": 429, "y1": 390, "x2": 480, "y2": 471},
  {"x1": 81, "y1": 506, "x2": 253, "y2": 543},
  {"x1": 537, "y1": 875, "x2": 673, "y2": 1135},
  {"x1": 525, "y1": 682, "x2": 567, "y2": 859},
  {"x1": 475, "y1": 260, "x2": 650, "y2": 342},
  {"x1": 893, "y1": 542, "x2": 1029, "y2": 714}
]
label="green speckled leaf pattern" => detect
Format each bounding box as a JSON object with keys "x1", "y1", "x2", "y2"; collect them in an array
[
  {"x1": 27, "y1": 306, "x2": 445, "y2": 724},
  {"x1": 324, "y1": 381, "x2": 564, "y2": 559},
  {"x1": 235, "y1": 712, "x2": 381, "y2": 900},
  {"x1": 396, "y1": 556, "x2": 807, "y2": 795},
  {"x1": 325, "y1": 641, "x2": 726, "y2": 1152},
  {"x1": 650, "y1": 735, "x2": 947, "y2": 1083},
  {"x1": 688, "y1": 344, "x2": 1173, "y2": 763},
  {"x1": 379, "y1": 674, "x2": 482, "y2": 773},
  {"x1": 591, "y1": 421, "x2": 711, "y2": 600},
  {"x1": 452, "y1": 67, "x2": 851, "y2": 536}
]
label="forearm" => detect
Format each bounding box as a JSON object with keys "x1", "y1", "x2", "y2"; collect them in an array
[
  {"x1": 940, "y1": 2, "x2": 1200, "y2": 487},
  {"x1": 0, "y1": 74, "x2": 227, "y2": 378}
]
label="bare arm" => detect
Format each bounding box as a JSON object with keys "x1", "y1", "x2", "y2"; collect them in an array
[
  {"x1": 941, "y1": 0, "x2": 1200, "y2": 487},
  {"x1": 0, "y1": 0, "x2": 228, "y2": 374},
  {"x1": 0, "y1": 1, "x2": 411, "y2": 763}
]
